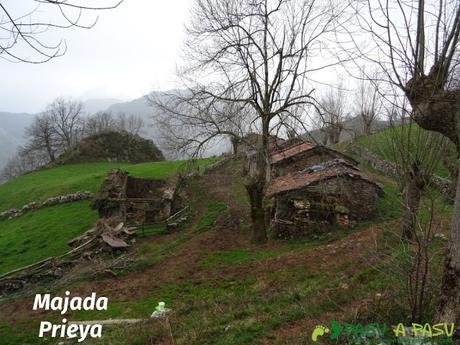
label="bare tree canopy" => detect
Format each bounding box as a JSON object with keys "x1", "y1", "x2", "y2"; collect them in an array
[
  {"x1": 152, "y1": 0, "x2": 349, "y2": 242},
  {"x1": 45, "y1": 97, "x2": 83, "y2": 150},
  {"x1": 315, "y1": 83, "x2": 348, "y2": 145},
  {"x1": 23, "y1": 112, "x2": 59, "y2": 162},
  {"x1": 383, "y1": 104, "x2": 446, "y2": 241},
  {"x1": 355, "y1": 70, "x2": 383, "y2": 135},
  {"x1": 0, "y1": 0, "x2": 123, "y2": 63}
]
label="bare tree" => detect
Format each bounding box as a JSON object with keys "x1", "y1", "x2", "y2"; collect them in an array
[
  {"x1": 0, "y1": 0, "x2": 123, "y2": 63},
  {"x1": 116, "y1": 113, "x2": 145, "y2": 136},
  {"x1": 315, "y1": 85, "x2": 348, "y2": 145},
  {"x1": 45, "y1": 97, "x2": 84, "y2": 150},
  {"x1": 23, "y1": 113, "x2": 59, "y2": 162},
  {"x1": 84, "y1": 111, "x2": 117, "y2": 136},
  {"x1": 356, "y1": 71, "x2": 382, "y2": 135},
  {"x1": 349, "y1": 0, "x2": 460, "y2": 324},
  {"x1": 152, "y1": 0, "x2": 347, "y2": 242},
  {"x1": 383, "y1": 106, "x2": 446, "y2": 240}
]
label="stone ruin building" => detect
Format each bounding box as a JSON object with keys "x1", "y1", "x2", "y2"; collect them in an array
[
  {"x1": 92, "y1": 169, "x2": 176, "y2": 224},
  {"x1": 266, "y1": 141, "x2": 383, "y2": 238}
]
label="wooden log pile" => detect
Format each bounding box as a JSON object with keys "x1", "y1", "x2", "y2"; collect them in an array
[
  {"x1": 67, "y1": 217, "x2": 136, "y2": 258},
  {"x1": 0, "y1": 217, "x2": 136, "y2": 296}
]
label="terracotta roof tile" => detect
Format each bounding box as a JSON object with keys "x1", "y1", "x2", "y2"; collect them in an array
[
  {"x1": 271, "y1": 142, "x2": 316, "y2": 163},
  {"x1": 266, "y1": 162, "x2": 381, "y2": 197}
]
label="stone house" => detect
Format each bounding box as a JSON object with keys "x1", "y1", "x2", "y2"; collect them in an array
[
  {"x1": 92, "y1": 169, "x2": 176, "y2": 224},
  {"x1": 270, "y1": 141, "x2": 358, "y2": 178},
  {"x1": 266, "y1": 159, "x2": 383, "y2": 238}
]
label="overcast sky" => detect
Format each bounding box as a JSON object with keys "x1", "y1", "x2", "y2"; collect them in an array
[{"x1": 0, "y1": 0, "x2": 191, "y2": 113}]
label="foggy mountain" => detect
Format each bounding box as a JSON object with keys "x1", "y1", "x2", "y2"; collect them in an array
[
  {"x1": 81, "y1": 98, "x2": 122, "y2": 115},
  {"x1": 0, "y1": 112, "x2": 35, "y2": 171}
]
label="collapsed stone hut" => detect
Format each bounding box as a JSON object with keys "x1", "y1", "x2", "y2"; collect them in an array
[
  {"x1": 266, "y1": 160, "x2": 383, "y2": 238},
  {"x1": 92, "y1": 169, "x2": 176, "y2": 224},
  {"x1": 270, "y1": 142, "x2": 359, "y2": 178}
]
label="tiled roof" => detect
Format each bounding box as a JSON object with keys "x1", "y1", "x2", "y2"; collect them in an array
[
  {"x1": 266, "y1": 161, "x2": 381, "y2": 197},
  {"x1": 271, "y1": 142, "x2": 316, "y2": 163},
  {"x1": 271, "y1": 142, "x2": 358, "y2": 166}
]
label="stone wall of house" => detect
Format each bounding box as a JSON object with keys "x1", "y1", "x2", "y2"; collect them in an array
[
  {"x1": 92, "y1": 169, "x2": 178, "y2": 224},
  {"x1": 272, "y1": 176, "x2": 381, "y2": 238},
  {"x1": 126, "y1": 176, "x2": 166, "y2": 199},
  {"x1": 92, "y1": 169, "x2": 129, "y2": 219},
  {"x1": 303, "y1": 177, "x2": 382, "y2": 220}
]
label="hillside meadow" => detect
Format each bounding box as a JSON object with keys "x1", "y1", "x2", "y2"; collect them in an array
[{"x1": 0, "y1": 158, "x2": 215, "y2": 275}]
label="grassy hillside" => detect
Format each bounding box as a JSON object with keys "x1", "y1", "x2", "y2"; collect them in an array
[
  {"x1": 355, "y1": 124, "x2": 453, "y2": 178},
  {"x1": 0, "y1": 158, "x2": 215, "y2": 275},
  {"x1": 0, "y1": 201, "x2": 97, "y2": 275},
  {"x1": 0, "y1": 159, "x2": 214, "y2": 210},
  {"x1": 0, "y1": 155, "x2": 453, "y2": 344},
  {"x1": 0, "y1": 158, "x2": 451, "y2": 345}
]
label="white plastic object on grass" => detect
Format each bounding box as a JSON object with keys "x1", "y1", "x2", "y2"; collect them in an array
[
  {"x1": 150, "y1": 302, "x2": 169, "y2": 318},
  {"x1": 156, "y1": 302, "x2": 165, "y2": 312}
]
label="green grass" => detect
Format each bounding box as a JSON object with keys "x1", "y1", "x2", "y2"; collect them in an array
[
  {"x1": 0, "y1": 158, "x2": 215, "y2": 210},
  {"x1": 194, "y1": 202, "x2": 227, "y2": 232},
  {"x1": 0, "y1": 200, "x2": 97, "y2": 275},
  {"x1": 0, "y1": 158, "x2": 216, "y2": 275},
  {"x1": 356, "y1": 125, "x2": 452, "y2": 178}
]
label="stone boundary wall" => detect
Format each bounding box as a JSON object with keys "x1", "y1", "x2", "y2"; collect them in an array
[
  {"x1": 202, "y1": 155, "x2": 233, "y2": 174},
  {"x1": 351, "y1": 144, "x2": 452, "y2": 200},
  {"x1": 0, "y1": 191, "x2": 94, "y2": 221}
]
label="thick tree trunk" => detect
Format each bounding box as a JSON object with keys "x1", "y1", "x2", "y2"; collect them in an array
[
  {"x1": 244, "y1": 117, "x2": 270, "y2": 243},
  {"x1": 442, "y1": 148, "x2": 458, "y2": 201},
  {"x1": 246, "y1": 180, "x2": 267, "y2": 243},
  {"x1": 406, "y1": 75, "x2": 460, "y2": 326},
  {"x1": 401, "y1": 178, "x2": 422, "y2": 240},
  {"x1": 231, "y1": 136, "x2": 239, "y2": 156},
  {"x1": 436, "y1": 165, "x2": 460, "y2": 328},
  {"x1": 45, "y1": 139, "x2": 55, "y2": 162}
]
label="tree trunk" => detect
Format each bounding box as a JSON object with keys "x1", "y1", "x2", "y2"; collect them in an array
[
  {"x1": 244, "y1": 118, "x2": 270, "y2": 243},
  {"x1": 246, "y1": 180, "x2": 267, "y2": 243},
  {"x1": 231, "y1": 136, "x2": 239, "y2": 156},
  {"x1": 44, "y1": 138, "x2": 55, "y2": 162},
  {"x1": 442, "y1": 148, "x2": 458, "y2": 201},
  {"x1": 401, "y1": 178, "x2": 422, "y2": 240},
  {"x1": 406, "y1": 75, "x2": 460, "y2": 326},
  {"x1": 363, "y1": 117, "x2": 372, "y2": 135},
  {"x1": 436, "y1": 165, "x2": 460, "y2": 328}
]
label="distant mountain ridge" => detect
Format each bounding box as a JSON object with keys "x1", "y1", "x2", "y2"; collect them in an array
[
  {"x1": 82, "y1": 98, "x2": 122, "y2": 115},
  {"x1": 0, "y1": 112, "x2": 35, "y2": 171}
]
